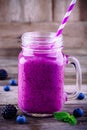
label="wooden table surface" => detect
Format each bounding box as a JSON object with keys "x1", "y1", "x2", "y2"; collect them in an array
[{"x1": 0, "y1": 58, "x2": 87, "y2": 130}]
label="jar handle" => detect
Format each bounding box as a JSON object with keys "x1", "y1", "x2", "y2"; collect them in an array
[{"x1": 65, "y1": 56, "x2": 82, "y2": 100}]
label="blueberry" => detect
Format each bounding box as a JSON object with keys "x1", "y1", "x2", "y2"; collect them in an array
[
  {"x1": 3, "y1": 85, "x2": 10, "y2": 91},
  {"x1": 0, "y1": 69, "x2": 8, "y2": 80},
  {"x1": 9, "y1": 79, "x2": 17, "y2": 86},
  {"x1": 73, "y1": 108, "x2": 84, "y2": 117},
  {"x1": 77, "y1": 93, "x2": 85, "y2": 100},
  {"x1": 16, "y1": 115, "x2": 26, "y2": 124}
]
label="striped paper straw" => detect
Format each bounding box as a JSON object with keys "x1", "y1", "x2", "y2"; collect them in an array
[{"x1": 56, "y1": 0, "x2": 77, "y2": 36}]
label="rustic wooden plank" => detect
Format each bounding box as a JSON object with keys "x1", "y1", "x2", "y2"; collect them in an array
[
  {"x1": 63, "y1": 22, "x2": 87, "y2": 38},
  {"x1": 64, "y1": 37, "x2": 87, "y2": 49},
  {"x1": 0, "y1": 0, "x2": 87, "y2": 23},
  {"x1": 0, "y1": 0, "x2": 52, "y2": 22},
  {"x1": 7, "y1": 0, "x2": 22, "y2": 22},
  {"x1": 0, "y1": 113, "x2": 87, "y2": 130},
  {"x1": 79, "y1": 0, "x2": 87, "y2": 21},
  {"x1": 0, "y1": 48, "x2": 20, "y2": 57},
  {"x1": 0, "y1": 0, "x2": 9, "y2": 22},
  {"x1": 63, "y1": 49, "x2": 87, "y2": 56},
  {"x1": 0, "y1": 37, "x2": 20, "y2": 48},
  {"x1": 0, "y1": 22, "x2": 87, "y2": 37},
  {"x1": 23, "y1": 0, "x2": 52, "y2": 22},
  {"x1": 53, "y1": 0, "x2": 66, "y2": 22}
]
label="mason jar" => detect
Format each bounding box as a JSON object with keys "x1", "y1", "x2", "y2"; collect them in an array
[{"x1": 18, "y1": 32, "x2": 82, "y2": 117}]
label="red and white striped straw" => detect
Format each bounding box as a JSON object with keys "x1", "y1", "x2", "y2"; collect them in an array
[{"x1": 56, "y1": 0, "x2": 77, "y2": 37}]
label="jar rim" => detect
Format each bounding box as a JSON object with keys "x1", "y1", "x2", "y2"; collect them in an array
[
  {"x1": 22, "y1": 31, "x2": 58, "y2": 38},
  {"x1": 21, "y1": 31, "x2": 63, "y2": 48}
]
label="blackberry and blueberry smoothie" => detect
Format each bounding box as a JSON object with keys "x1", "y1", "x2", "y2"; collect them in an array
[{"x1": 18, "y1": 32, "x2": 66, "y2": 115}]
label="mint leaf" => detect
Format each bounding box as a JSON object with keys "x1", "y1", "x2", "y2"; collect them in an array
[
  {"x1": 54, "y1": 112, "x2": 70, "y2": 121},
  {"x1": 69, "y1": 115, "x2": 77, "y2": 125},
  {"x1": 63, "y1": 117, "x2": 70, "y2": 122},
  {"x1": 53, "y1": 112, "x2": 77, "y2": 126}
]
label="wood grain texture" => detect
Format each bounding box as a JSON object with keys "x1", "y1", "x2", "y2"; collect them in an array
[
  {"x1": 0, "y1": 22, "x2": 86, "y2": 37},
  {"x1": 79, "y1": 0, "x2": 87, "y2": 21},
  {"x1": 0, "y1": 0, "x2": 87, "y2": 23},
  {"x1": 0, "y1": 0, "x2": 52, "y2": 22},
  {"x1": 53, "y1": 0, "x2": 66, "y2": 22}
]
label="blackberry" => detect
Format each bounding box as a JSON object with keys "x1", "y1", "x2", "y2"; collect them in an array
[
  {"x1": 1, "y1": 104, "x2": 17, "y2": 119},
  {"x1": 0, "y1": 69, "x2": 8, "y2": 80}
]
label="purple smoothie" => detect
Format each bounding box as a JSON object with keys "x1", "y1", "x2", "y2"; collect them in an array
[{"x1": 18, "y1": 50, "x2": 65, "y2": 114}]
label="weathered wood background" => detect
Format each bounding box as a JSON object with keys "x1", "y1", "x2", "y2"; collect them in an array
[{"x1": 0, "y1": 0, "x2": 87, "y2": 84}]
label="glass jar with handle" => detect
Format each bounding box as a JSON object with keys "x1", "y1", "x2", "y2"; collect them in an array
[{"x1": 18, "y1": 32, "x2": 82, "y2": 117}]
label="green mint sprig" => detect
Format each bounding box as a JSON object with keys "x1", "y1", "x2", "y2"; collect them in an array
[{"x1": 54, "y1": 112, "x2": 77, "y2": 126}]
